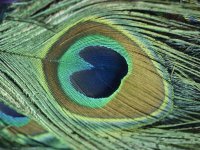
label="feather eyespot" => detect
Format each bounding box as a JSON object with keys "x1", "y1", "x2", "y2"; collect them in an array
[{"x1": 42, "y1": 21, "x2": 173, "y2": 128}]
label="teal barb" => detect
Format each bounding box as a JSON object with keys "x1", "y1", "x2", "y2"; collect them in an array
[
  {"x1": 58, "y1": 35, "x2": 130, "y2": 108},
  {"x1": 0, "y1": 0, "x2": 200, "y2": 150}
]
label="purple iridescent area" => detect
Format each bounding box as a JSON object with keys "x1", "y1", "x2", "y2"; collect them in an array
[{"x1": 0, "y1": 0, "x2": 16, "y2": 4}]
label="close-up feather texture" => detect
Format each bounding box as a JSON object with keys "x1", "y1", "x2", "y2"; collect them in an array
[{"x1": 0, "y1": 0, "x2": 200, "y2": 150}]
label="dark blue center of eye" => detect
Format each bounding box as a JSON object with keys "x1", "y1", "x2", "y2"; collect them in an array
[
  {"x1": 70, "y1": 46, "x2": 128, "y2": 98},
  {"x1": 0, "y1": 101, "x2": 25, "y2": 117}
]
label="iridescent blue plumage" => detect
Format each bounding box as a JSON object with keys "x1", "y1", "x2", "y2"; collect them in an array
[
  {"x1": 0, "y1": 102, "x2": 24, "y2": 117},
  {"x1": 0, "y1": 102, "x2": 29, "y2": 127},
  {"x1": 71, "y1": 46, "x2": 128, "y2": 98}
]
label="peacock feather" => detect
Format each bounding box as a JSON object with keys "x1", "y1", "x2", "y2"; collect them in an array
[{"x1": 0, "y1": 0, "x2": 200, "y2": 149}]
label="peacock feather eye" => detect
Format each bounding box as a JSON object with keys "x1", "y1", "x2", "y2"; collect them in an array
[
  {"x1": 0, "y1": 101, "x2": 29, "y2": 127},
  {"x1": 57, "y1": 34, "x2": 130, "y2": 108},
  {"x1": 42, "y1": 21, "x2": 173, "y2": 127}
]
